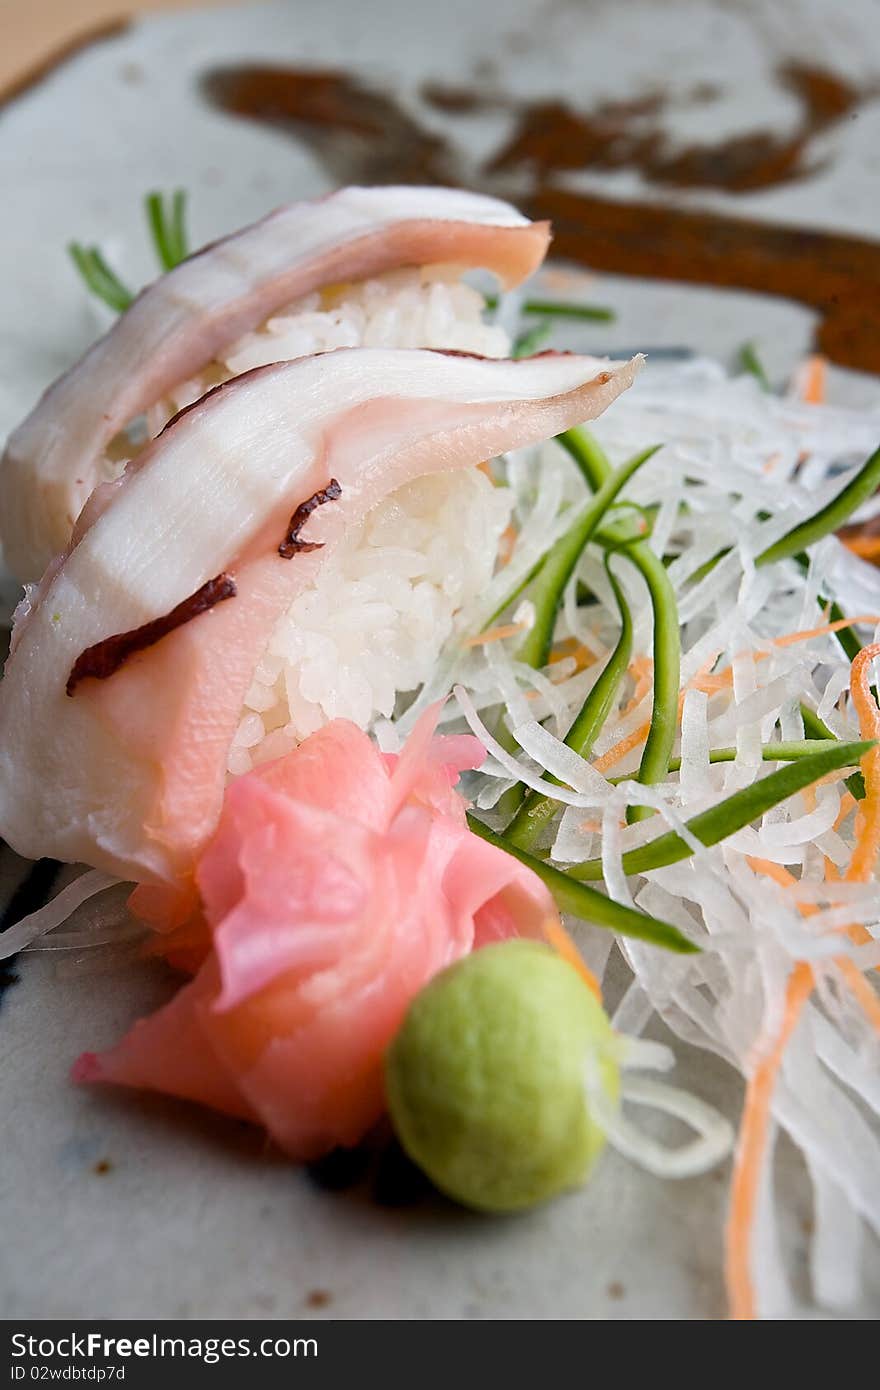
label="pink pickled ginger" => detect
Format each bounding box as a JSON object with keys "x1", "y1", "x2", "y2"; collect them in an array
[{"x1": 75, "y1": 708, "x2": 558, "y2": 1158}]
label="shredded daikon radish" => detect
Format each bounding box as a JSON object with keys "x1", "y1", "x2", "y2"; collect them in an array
[
  {"x1": 0, "y1": 871, "x2": 121, "y2": 958},
  {"x1": 412, "y1": 356, "x2": 880, "y2": 1318}
]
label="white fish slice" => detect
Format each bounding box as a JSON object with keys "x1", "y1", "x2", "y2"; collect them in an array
[
  {"x1": 0, "y1": 346, "x2": 640, "y2": 885},
  {"x1": 0, "y1": 185, "x2": 549, "y2": 581}
]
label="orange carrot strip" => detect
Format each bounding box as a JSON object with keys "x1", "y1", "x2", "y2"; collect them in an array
[
  {"x1": 542, "y1": 917, "x2": 602, "y2": 1000},
  {"x1": 847, "y1": 643, "x2": 880, "y2": 883},
  {"x1": 462, "y1": 621, "x2": 528, "y2": 649},
  {"x1": 593, "y1": 719, "x2": 653, "y2": 773},
  {"x1": 799, "y1": 354, "x2": 827, "y2": 405},
  {"x1": 773, "y1": 616, "x2": 880, "y2": 648},
  {"x1": 725, "y1": 960, "x2": 814, "y2": 1321},
  {"x1": 843, "y1": 535, "x2": 880, "y2": 561}
]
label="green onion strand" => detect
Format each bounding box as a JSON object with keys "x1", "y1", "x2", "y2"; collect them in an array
[
  {"x1": 756, "y1": 443, "x2": 880, "y2": 568},
  {"x1": 506, "y1": 555, "x2": 634, "y2": 852},
  {"x1": 466, "y1": 814, "x2": 699, "y2": 954},
  {"x1": 67, "y1": 243, "x2": 134, "y2": 313},
  {"x1": 567, "y1": 739, "x2": 874, "y2": 881}
]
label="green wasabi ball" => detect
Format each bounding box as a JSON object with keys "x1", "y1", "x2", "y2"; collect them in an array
[{"x1": 385, "y1": 939, "x2": 619, "y2": 1213}]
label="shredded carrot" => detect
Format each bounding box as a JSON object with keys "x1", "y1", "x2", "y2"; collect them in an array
[
  {"x1": 542, "y1": 917, "x2": 602, "y2": 1000},
  {"x1": 761, "y1": 451, "x2": 781, "y2": 476},
  {"x1": 847, "y1": 643, "x2": 880, "y2": 882},
  {"x1": 462, "y1": 621, "x2": 528, "y2": 649},
  {"x1": 725, "y1": 960, "x2": 814, "y2": 1320},
  {"x1": 729, "y1": 849, "x2": 880, "y2": 1318},
  {"x1": 549, "y1": 639, "x2": 595, "y2": 674},
  {"x1": 842, "y1": 535, "x2": 880, "y2": 561},
  {"x1": 593, "y1": 718, "x2": 653, "y2": 773},
  {"x1": 799, "y1": 354, "x2": 827, "y2": 405},
  {"x1": 773, "y1": 615, "x2": 880, "y2": 648},
  {"x1": 476, "y1": 460, "x2": 494, "y2": 480},
  {"x1": 497, "y1": 521, "x2": 518, "y2": 565}
]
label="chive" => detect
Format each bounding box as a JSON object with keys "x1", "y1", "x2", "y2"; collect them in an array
[
  {"x1": 560, "y1": 430, "x2": 681, "y2": 822},
  {"x1": 170, "y1": 189, "x2": 189, "y2": 265},
  {"x1": 521, "y1": 299, "x2": 615, "y2": 322},
  {"x1": 756, "y1": 444, "x2": 880, "y2": 568},
  {"x1": 492, "y1": 446, "x2": 658, "y2": 821},
  {"x1": 618, "y1": 536, "x2": 681, "y2": 823},
  {"x1": 567, "y1": 739, "x2": 874, "y2": 881},
  {"x1": 146, "y1": 189, "x2": 190, "y2": 272},
  {"x1": 506, "y1": 555, "x2": 634, "y2": 852},
  {"x1": 466, "y1": 814, "x2": 698, "y2": 954},
  {"x1": 68, "y1": 243, "x2": 134, "y2": 313},
  {"x1": 738, "y1": 341, "x2": 771, "y2": 391},
  {"x1": 799, "y1": 703, "x2": 866, "y2": 799},
  {"x1": 558, "y1": 425, "x2": 611, "y2": 491},
  {"x1": 517, "y1": 444, "x2": 660, "y2": 671},
  {"x1": 609, "y1": 738, "x2": 858, "y2": 778},
  {"x1": 512, "y1": 322, "x2": 552, "y2": 358},
  {"x1": 483, "y1": 296, "x2": 615, "y2": 323}
]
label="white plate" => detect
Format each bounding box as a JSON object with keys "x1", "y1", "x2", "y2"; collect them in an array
[{"x1": 1, "y1": 0, "x2": 879, "y2": 1319}]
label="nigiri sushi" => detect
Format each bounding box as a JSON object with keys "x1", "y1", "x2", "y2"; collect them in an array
[
  {"x1": 0, "y1": 348, "x2": 640, "y2": 885},
  {"x1": 0, "y1": 186, "x2": 549, "y2": 581}
]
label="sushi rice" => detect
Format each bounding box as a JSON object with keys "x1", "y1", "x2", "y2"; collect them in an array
[{"x1": 140, "y1": 263, "x2": 517, "y2": 775}]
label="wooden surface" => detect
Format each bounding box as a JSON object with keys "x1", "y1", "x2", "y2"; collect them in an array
[{"x1": 0, "y1": 0, "x2": 244, "y2": 90}]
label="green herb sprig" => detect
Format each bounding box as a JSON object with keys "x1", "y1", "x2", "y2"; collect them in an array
[
  {"x1": 506, "y1": 551, "x2": 634, "y2": 852},
  {"x1": 486, "y1": 295, "x2": 615, "y2": 323},
  {"x1": 566, "y1": 740, "x2": 873, "y2": 881},
  {"x1": 466, "y1": 814, "x2": 698, "y2": 954},
  {"x1": 67, "y1": 244, "x2": 134, "y2": 313},
  {"x1": 69, "y1": 188, "x2": 190, "y2": 312},
  {"x1": 560, "y1": 428, "x2": 681, "y2": 822},
  {"x1": 145, "y1": 190, "x2": 190, "y2": 272}
]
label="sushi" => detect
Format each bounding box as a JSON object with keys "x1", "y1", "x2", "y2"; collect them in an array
[
  {"x1": 0, "y1": 348, "x2": 640, "y2": 885},
  {"x1": 0, "y1": 186, "x2": 550, "y2": 582}
]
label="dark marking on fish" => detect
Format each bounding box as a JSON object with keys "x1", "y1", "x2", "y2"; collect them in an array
[
  {"x1": 66, "y1": 573, "x2": 237, "y2": 695},
  {"x1": 279, "y1": 480, "x2": 342, "y2": 558}
]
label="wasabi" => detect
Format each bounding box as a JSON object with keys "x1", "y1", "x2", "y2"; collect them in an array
[{"x1": 385, "y1": 940, "x2": 619, "y2": 1213}]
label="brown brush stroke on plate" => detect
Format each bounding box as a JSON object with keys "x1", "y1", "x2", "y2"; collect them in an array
[
  {"x1": 0, "y1": 19, "x2": 131, "y2": 114},
  {"x1": 203, "y1": 66, "x2": 456, "y2": 185},
  {"x1": 205, "y1": 61, "x2": 880, "y2": 375},
  {"x1": 533, "y1": 188, "x2": 880, "y2": 375},
  {"x1": 488, "y1": 63, "x2": 871, "y2": 193}
]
